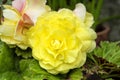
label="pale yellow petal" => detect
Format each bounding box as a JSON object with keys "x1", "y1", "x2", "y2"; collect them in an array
[
  {"x1": 0, "y1": 24, "x2": 16, "y2": 36},
  {"x1": 81, "y1": 41, "x2": 96, "y2": 52},
  {"x1": 84, "y1": 12, "x2": 94, "y2": 27},
  {"x1": 3, "y1": 5, "x2": 21, "y2": 21},
  {"x1": 76, "y1": 27, "x2": 97, "y2": 40}
]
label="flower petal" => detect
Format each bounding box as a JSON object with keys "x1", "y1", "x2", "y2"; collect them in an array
[
  {"x1": 3, "y1": 5, "x2": 20, "y2": 21},
  {"x1": 25, "y1": 0, "x2": 50, "y2": 23},
  {"x1": 73, "y1": 3, "x2": 86, "y2": 21},
  {"x1": 0, "y1": 22, "x2": 16, "y2": 36},
  {"x1": 84, "y1": 12, "x2": 94, "y2": 27},
  {"x1": 12, "y1": 0, "x2": 26, "y2": 12},
  {"x1": 15, "y1": 14, "x2": 33, "y2": 35}
]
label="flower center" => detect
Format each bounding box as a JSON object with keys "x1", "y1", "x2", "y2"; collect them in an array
[{"x1": 51, "y1": 40, "x2": 62, "y2": 49}]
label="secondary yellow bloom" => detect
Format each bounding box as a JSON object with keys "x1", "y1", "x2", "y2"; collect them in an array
[
  {"x1": 28, "y1": 3, "x2": 96, "y2": 74},
  {"x1": 0, "y1": 0, "x2": 50, "y2": 49}
]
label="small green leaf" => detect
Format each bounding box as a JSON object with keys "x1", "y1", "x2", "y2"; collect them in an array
[
  {"x1": 15, "y1": 47, "x2": 32, "y2": 59},
  {"x1": 69, "y1": 68, "x2": 83, "y2": 80}
]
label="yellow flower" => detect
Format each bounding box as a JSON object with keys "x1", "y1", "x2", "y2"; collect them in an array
[
  {"x1": 28, "y1": 3, "x2": 96, "y2": 74},
  {"x1": 0, "y1": 0, "x2": 50, "y2": 49}
]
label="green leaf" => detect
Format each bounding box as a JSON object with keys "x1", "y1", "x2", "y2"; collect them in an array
[
  {"x1": 93, "y1": 41, "x2": 120, "y2": 67},
  {"x1": 20, "y1": 59, "x2": 61, "y2": 80},
  {"x1": 69, "y1": 68, "x2": 83, "y2": 80},
  {"x1": 0, "y1": 71, "x2": 23, "y2": 80},
  {"x1": 105, "y1": 78, "x2": 113, "y2": 80},
  {"x1": 15, "y1": 47, "x2": 32, "y2": 59},
  {"x1": 20, "y1": 59, "x2": 48, "y2": 74},
  {"x1": 0, "y1": 41, "x2": 14, "y2": 73}
]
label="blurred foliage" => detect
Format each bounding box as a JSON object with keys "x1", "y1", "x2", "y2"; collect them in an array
[
  {"x1": 0, "y1": 71, "x2": 23, "y2": 80},
  {"x1": 0, "y1": 0, "x2": 12, "y2": 5},
  {"x1": 47, "y1": 0, "x2": 83, "y2": 10},
  {"x1": 0, "y1": 41, "x2": 14, "y2": 73}
]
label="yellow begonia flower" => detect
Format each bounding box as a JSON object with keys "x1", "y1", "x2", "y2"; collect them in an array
[
  {"x1": 0, "y1": 0, "x2": 50, "y2": 49},
  {"x1": 28, "y1": 3, "x2": 97, "y2": 74}
]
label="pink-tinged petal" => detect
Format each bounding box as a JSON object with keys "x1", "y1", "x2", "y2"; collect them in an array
[
  {"x1": 16, "y1": 20, "x2": 24, "y2": 36},
  {"x1": 14, "y1": 20, "x2": 26, "y2": 42},
  {"x1": 73, "y1": 3, "x2": 86, "y2": 21},
  {"x1": 12, "y1": 0, "x2": 26, "y2": 12},
  {"x1": 23, "y1": 14, "x2": 34, "y2": 28},
  {"x1": 25, "y1": 0, "x2": 49, "y2": 23},
  {"x1": 15, "y1": 14, "x2": 33, "y2": 40}
]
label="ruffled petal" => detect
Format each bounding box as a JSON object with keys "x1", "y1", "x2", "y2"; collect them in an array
[
  {"x1": 84, "y1": 12, "x2": 94, "y2": 27},
  {"x1": 15, "y1": 13, "x2": 34, "y2": 40}
]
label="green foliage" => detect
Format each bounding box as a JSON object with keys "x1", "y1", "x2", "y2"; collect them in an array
[
  {"x1": 15, "y1": 47, "x2": 32, "y2": 59},
  {"x1": 93, "y1": 41, "x2": 120, "y2": 66},
  {"x1": 0, "y1": 71, "x2": 23, "y2": 80},
  {"x1": 0, "y1": 41, "x2": 14, "y2": 73},
  {"x1": 47, "y1": 0, "x2": 80, "y2": 10},
  {"x1": 68, "y1": 68, "x2": 83, "y2": 80},
  {"x1": 0, "y1": 0, "x2": 12, "y2": 5}
]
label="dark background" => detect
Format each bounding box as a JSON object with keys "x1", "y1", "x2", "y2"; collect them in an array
[{"x1": 100, "y1": 0, "x2": 120, "y2": 41}]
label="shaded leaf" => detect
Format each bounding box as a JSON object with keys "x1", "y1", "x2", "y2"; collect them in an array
[
  {"x1": 0, "y1": 41, "x2": 14, "y2": 73},
  {"x1": 0, "y1": 71, "x2": 23, "y2": 80},
  {"x1": 15, "y1": 47, "x2": 32, "y2": 59},
  {"x1": 69, "y1": 68, "x2": 83, "y2": 80}
]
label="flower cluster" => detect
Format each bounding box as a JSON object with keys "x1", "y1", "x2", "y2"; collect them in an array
[
  {"x1": 0, "y1": 0, "x2": 50, "y2": 49},
  {"x1": 0, "y1": 0, "x2": 96, "y2": 74}
]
